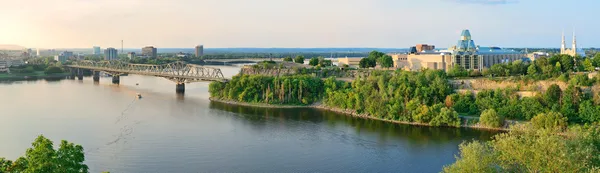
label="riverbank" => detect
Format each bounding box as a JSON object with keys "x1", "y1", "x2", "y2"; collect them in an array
[
  {"x1": 209, "y1": 97, "x2": 510, "y2": 131},
  {"x1": 0, "y1": 72, "x2": 71, "y2": 81}
]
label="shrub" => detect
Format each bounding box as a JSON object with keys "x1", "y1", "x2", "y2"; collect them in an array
[{"x1": 479, "y1": 109, "x2": 504, "y2": 128}]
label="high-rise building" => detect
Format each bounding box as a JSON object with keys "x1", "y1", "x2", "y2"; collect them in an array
[
  {"x1": 36, "y1": 48, "x2": 40, "y2": 57},
  {"x1": 104, "y1": 48, "x2": 118, "y2": 60},
  {"x1": 142, "y1": 46, "x2": 157, "y2": 58},
  {"x1": 195, "y1": 45, "x2": 204, "y2": 57},
  {"x1": 93, "y1": 46, "x2": 101, "y2": 55}
]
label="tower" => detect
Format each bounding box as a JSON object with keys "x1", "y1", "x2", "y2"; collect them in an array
[
  {"x1": 572, "y1": 31, "x2": 577, "y2": 53},
  {"x1": 560, "y1": 31, "x2": 566, "y2": 53}
]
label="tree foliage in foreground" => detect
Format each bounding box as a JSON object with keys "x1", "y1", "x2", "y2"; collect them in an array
[
  {"x1": 444, "y1": 124, "x2": 600, "y2": 173},
  {"x1": 0, "y1": 135, "x2": 88, "y2": 173}
]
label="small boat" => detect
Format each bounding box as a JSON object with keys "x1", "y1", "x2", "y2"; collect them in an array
[{"x1": 136, "y1": 93, "x2": 142, "y2": 99}]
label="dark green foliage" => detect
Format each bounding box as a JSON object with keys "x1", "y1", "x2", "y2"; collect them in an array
[
  {"x1": 544, "y1": 84, "x2": 562, "y2": 107},
  {"x1": 379, "y1": 55, "x2": 393, "y2": 68},
  {"x1": 0, "y1": 135, "x2": 88, "y2": 173},
  {"x1": 44, "y1": 66, "x2": 63, "y2": 74},
  {"x1": 209, "y1": 75, "x2": 323, "y2": 105},
  {"x1": 294, "y1": 55, "x2": 305, "y2": 64},
  {"x1": 282, "y1": 57, "x2": 293, "y2": 62},
  {"x1": 308, "y1": 58, "x2": 319, "y2": 66},
  {"x1": 359, "y1": 57, "x2": 376, "y2": 68}
]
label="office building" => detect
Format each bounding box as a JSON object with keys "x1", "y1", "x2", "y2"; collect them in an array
[
  {"x1": 195, "y1": 45, "x2": 204, "y2": 57},
  {"x1": 93, "y1": 46, "x2": 101, "y2": 55},
  {"x1": 54, "y1": 51, "x2": 74, "y2": 63},
  {"x1": 127, "y1": 52, "x2": 136, "y2": 59},
  {"x1": 142, "y1": 46, "x2": 157, "y2": 58},
  {"x1": 104, "y1": 48, "x2": 118, "y2": 60}
]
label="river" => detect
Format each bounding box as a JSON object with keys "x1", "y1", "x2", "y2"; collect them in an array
[{"x1": 0, "y1": 65, "x2": 498, "y2": 173}]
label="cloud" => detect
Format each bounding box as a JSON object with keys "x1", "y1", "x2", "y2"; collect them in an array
[{"x1": 449, "y1": 0, "x2": 518, "y2": 5}]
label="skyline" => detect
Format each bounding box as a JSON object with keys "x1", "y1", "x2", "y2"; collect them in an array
[{"x1": 0, "y1": 0, "x2": 598, "y2": 49}]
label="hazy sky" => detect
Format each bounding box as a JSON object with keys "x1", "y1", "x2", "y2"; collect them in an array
[{"x1": 0, "y1": 0, "x2": 597, "y2": 49}]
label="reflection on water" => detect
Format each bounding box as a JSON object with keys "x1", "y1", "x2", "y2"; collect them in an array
[{"x1": 0, "y1": 65, "x2": 500, "y2": 173}]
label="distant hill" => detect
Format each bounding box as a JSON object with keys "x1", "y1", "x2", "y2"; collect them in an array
[{"x1": 0, "y1": 44, "x2": 25, "y2": 50}]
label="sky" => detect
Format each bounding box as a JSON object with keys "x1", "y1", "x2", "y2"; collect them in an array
[{"x1": 0, "y1": 0, "x2": 598, "y2": 49}]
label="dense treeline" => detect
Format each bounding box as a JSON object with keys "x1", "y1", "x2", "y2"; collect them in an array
[
  {"x1": 447, "y1": 83, "x2": 600, "y2": 124},
  {"x1": 209, "y1": 75, "x2": 324, "y2": 105},
  {"x1": 449, "y1": 54, "x2": 600, "y2": 79},
  {"x1": 322, "y1": 70, "x2": 460, "y2": 127}
]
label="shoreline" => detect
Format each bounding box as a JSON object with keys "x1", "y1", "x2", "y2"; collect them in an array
[
  {"x1": 0, "y1": 73, "x2": 71, "y2": 81},
  {"x1": 209, "y1": 97, "x2": 509, "y2": 131}
]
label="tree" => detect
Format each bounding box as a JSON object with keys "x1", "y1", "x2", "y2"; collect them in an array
[
  {"x1": 559, "y1": 55, "x2": 575, "y2": 72},
  {"x1": 430, "y1": 107, "x2": 461, "y2": 127},
  {"x1": 308, "y1": 58, "x2": 319, "y2": 66},
  {"x1": 379, "y1": 55, "x2": 394, "y2": 68},
  {"x1": 592, "y1": 53, "x2": 600, "y2": 67},
  {"x1": 583, "y1": 58, "x2": 594, "y2": 72},
  {"x1": 442, "y1": 141, "x2": 496, "y2": 173},
  {"x1": 44, "y1": 66, "x2": 64, "y2": 74},
  {"x1": 479, "y1": 109, "x2": 504, "y2": 128},
  {"x1": 530, "y1": 112, "x2": 568, "y2": 131},
  {"x1": 359, "y1": 58, "x2": 376, "y2": 68},
  {"x1": 445, "y1": 124, "x2": 600, "y2": 173},
  {"x1": 544, "y1": 84, "x2": 562, "y2": 107},
  {"x1": 294, "y1": 55, "x2": 305, "y2": 64},
  {"x1": 448, "y1": 65, "x2": 468, "y2": 77},
  {"x1": 527, "y1": 63, "x2": 538, "y2": 77},
  {"x1": 0, "y1": 135, "x2": 88, "y2": 173},
  {"x1": 282, "y1": 57, "x2": 293, "y2": 62}
]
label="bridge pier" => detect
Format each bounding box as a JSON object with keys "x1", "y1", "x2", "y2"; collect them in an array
[
  {"x1": 77, "y1": 69, "x2": 84, "y2": 80},
  {"x1": 69, "y1": 69, "x2": 76, "y2": 79},
  {"x1": 112, "y1": 75, "x2": 120, "y2": 85},
  {"x1": 92, "y1": 71, "x2": 100, "y2": 82},
  {"x1": 176, "y1": 83, "x2": 185, "y2": 93}
]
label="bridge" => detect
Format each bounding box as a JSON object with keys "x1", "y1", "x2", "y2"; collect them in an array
[{"x1": 66, "y1": 61, "x2": 227, "y2": 93}]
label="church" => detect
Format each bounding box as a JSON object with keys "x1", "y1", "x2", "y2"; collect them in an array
[{"x1": 561, "y1": 31, "x2": 586, "y2": 57}]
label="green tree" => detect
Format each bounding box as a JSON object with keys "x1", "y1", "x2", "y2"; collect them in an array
[
  {"x1": 44, "y1": 66, "x2": 64, "y2": 74},
  {"x1": 379, "y1": 55, "x2": 393, "y2": 68},
  {"x1": 442, "y1": 141, "x2": 496, "y2": 173},
  {"x1": 448, "y1": 65, "x2": 468, "y2": 77},
  {"x1": 544, "y1": 84, "x2": 562, "y2": 107},
  {"x1": 359, "y1": 58, "x2": 376, "y2": 68},
  {"x1": 559, "y1": 55, "x2": 575, "y2": 72},
  {"x1": 294, "y1": 55, "x2": 305, "y2": 64},
  {"x1": 308, "y1": 58, "x2": 319, "y2": 66},
  {"x1": 592, "y1": 53, "x2": 600, "y2": 67},
  {"x1": 282, "y1": 57, "x2": 293, "y2": 62},
  {"x1": 583, "y1": 58, "x2": 594, "y2": 72},
  {"x1": 530, "y1": 112, "x2": 568, "y2": 131},
  {"x1": 527, "y1": 63, "x2": 538, "y2": 77},
  {"x1": 479, "y1": 109, "x2": 504, "y2": 128},
  {"x1": 430, "y1": 107, "x2": 461, "y2": 127},
  {"x1": 0, "y1": 135, "x2": 88, "y2": 173}
]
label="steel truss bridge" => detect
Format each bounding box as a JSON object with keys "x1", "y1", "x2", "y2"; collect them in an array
[{"x1": 66, "y1": 61, "x2": 227, "y2": 93}]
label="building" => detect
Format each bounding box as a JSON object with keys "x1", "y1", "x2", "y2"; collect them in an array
[
  {"x1": 416, "y1": 44, "x2": 435, "y2": 52},
  {"x1": 337, "y1": 57, "x2": 365, "y2": 67},
  {"x1": 392, "y1": 29, "x2": 526, "y2": 72},
  {"x1": 142, "y1": 46, "x2": 157, "y2": 58},
  {"x1": 176, "y1": 52, "x2": 190, "y2": 58},
  {"x1": 127, "y1": 52, "x2": 136, "y2": 59},
  {"x1": 54, "y1": 51, "x2": 73, "y2": 62},
  {"x1": 195, "y1": 45, "x2": 204, "y2": 57},
  {"x1": 104, "y1": 48, "x2": 118, "y2": 60},
  {"x1": 36, "y1": 48, "x2": 40, "y2": 57},
  {"x1": 527, "y1": 52, "x2": 550, "y2": 61},
  {"x1": 560, "y1": 31, "x2": 585, "y2": 57},
  {"x1": 93, "y1": 46, "x2": 101, "y2": 55}
]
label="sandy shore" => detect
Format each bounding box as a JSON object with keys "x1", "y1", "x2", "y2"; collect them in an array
[{"x1": 209, "y1": 97, "x2": 509, "y2": 131}]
